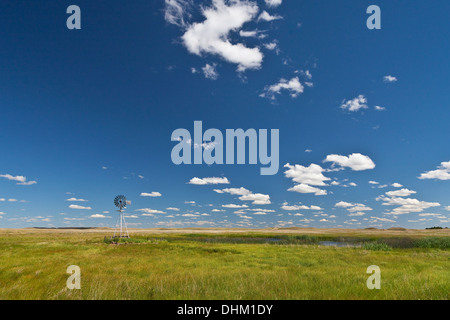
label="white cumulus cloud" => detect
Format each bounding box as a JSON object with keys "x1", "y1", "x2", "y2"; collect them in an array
[
  {"x1": 164, "y1": 0, "x2": 192, "y2": 28},
  {"x1": 189, "y1": 177, "x2": 230, "y2": 185},
  {"x1": 324, "y1": 153, "x2": 375, "y2": 171},
  {"x1": 140, "y1": 192, "x2": 162, "y2": 197},
  {"x1": 238, "y1": 193, "x2": 271, "y2": 205},
  {"x1": 340, "y1": 95, "x2": 368, "y2": 112},
  {"x1": 258, "y1": 10, "x2": 282, "y2": 22},
  {"x1": 377, "y1": 195, "x2": 440, "y2": 215},
  {"x1": 90, "y1": 214, "x2": 108, "y2": 218},
  {"x1": 284, "y1": 163, "x2": 331, "y2": 186},
  {"x1": 222, "y1": 204, "x2": 249, "y2": 208},
  {"x1": 136, "y1": 208, "x2": 166, "y2": 214},
  {"x1": 0, "y1": 174, "x2": 37, "y2": 186},
  {"x1": 284, "y1": 163, "x2": 330, "y2": 196},
  {"x1": 202, "y1": 63, "x2": 219, "y2": 80},
  {"x1": 66, "y1": 198, "x2": 88, "y2": 202},
  {"x1": 383, "y1": 75, "x2": 398, "y2": 83},
  {"x1": 69, "y1": 204, "x2": 92, "y2": 210},
  {"x1": 181, "y1": 0, "x2": 263, "y2": 72},
  {"x1": 260, "y1": 77, "x2": 304, "y2": 100},
  {"x1": 418, "y1": 161, "x2": 450, "y2": 180},
  {"x1": 281, "y1": 204, "x2": 322, "y2": 211},
  {"x1": 265, "y1": 0, "x2": 282, "y2": 8},
  {"x1": 288, "y1": 183, "x2": 327, "y2": 196},
  {"x1": 215, "y1": 187, "x2": 270, "y2": 205},
  {"x1": 385, "y1": 189, "x2": 417, "y2": 197}
]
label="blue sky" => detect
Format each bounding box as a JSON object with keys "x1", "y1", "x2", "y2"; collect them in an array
[{"x1": 0, "y1": 0, "x2": 449, "y2": 229}]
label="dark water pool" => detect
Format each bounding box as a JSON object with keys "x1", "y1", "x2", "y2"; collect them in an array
[{"x1": 318, "y1": 241, "x2": 361, "y2": 247}]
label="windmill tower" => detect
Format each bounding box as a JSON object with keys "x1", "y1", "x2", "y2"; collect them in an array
[{"x1": 113, "y1": 195, "x2": 130, "y2": 238}]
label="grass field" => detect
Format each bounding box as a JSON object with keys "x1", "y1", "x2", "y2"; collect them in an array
[{"x1": 0, "y1": 228, "x2": 448, "y2": 300}]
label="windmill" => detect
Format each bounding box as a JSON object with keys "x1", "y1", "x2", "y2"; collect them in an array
[{"x1": 113, "y1": 195, "x2": 130, "y2": 238}]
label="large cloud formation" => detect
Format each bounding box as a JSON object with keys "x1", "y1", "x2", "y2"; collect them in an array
[{"x1": 177, "y1": 0, "x2": 264, "y2": 71}]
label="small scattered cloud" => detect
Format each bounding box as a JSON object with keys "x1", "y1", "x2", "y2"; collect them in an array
[
  {"x1": 370, "y1": 216, "x2": 396, "y2": 223},
  {"x1": 383, "y1": 75, "x2": 398, "y2": 83},
  {"x1": 284, "y1": 163, "x2": 330, "y2": 186},
  {"x1": 222, "y1": 204, "x2": 248, "y2": 209},
  {"x1": 189, "y1": 177, "x2": 230, "y2": 185},
  {"x1": 263, "y1": 41, "x2": 278, "y2": 51},
  {"x1": 136, "y1": 208, "x2": 166, "y2": 214},
  {"x1": 238, "y1": 192, "x2": 271, "y2": 205},
  {"x1": 183, "y1": 138, "x2": 219, "y2": 151},
  {"x1": 140, "y1": 192, "x2": 162, "y2": 197},
  {"x1": 215, "y1": 187, "x2": 271, "y2": 205},
  {"x1": 69, "y1": 204, "x2": 92, "y2": 210},
  {"x1": 265, "y1": 0, "x2": 282, "y2": 8},
  {"x1": 348, "y1": 212, "x2": 366, "y2": 217},
  {"x1": 182, "y1": 213, "x2": 199, "y2": 217},
  {"x1": 89, "y1": 214, "x2": 109, "y2": 219},
  {"x1": 260, "y1": 77, "x2": 305, "y2": 100},
  {"x1": 216, "y1": 187, "x2": 248, "y2": 196},
  {"x1": 385, "y1": 188, "x2": 417, "y2": 197},
  {"x1": 324, "y1": 153, "x2": 375, "y2": 171},
  {"x1": 202, "y1": 63, "x2": 219, "y2": 80},
  {"x1": 340, "y1": 95, "x2": 368, "y2": 112},
  {"x1": 16, "y1": 180, "x2": 37, "y2": 186},
  {"x1": 419, "y1": 213, "x2": 445, "y2": 217},
  {"x1": 335, "y1": 201, "x2": 372, "y2": 216},
  {"x1": 297, "y1": 69, "x2": 312, "y2": 79},
  {"x1": 0, "y1": 174, "x2": 36, "y2": 186},
  {"x1": 66, "y1": 198, "x2": 88, "y2": 202},
  {"x1": 374, "y1": 106, "x2": 386, "y2": 111},
  {"x1": 164, "y1": 0, "x2": 193, "y2": 28},
  {"x1": 347, "y1": 204, "x2": 373, "y2": 213},
  {"x1": 287, "y1": 184, "x2": 327, "y2": 196},
  {"x1": 239, "y1": 30, "x2": 258, "y2": 37},
  {"x1": 281, "y1": 204, "x2": 322, "y2": 211},
  {"x1": 258, "y1": 10, "x2": 282, "y2": 22},
  {"x1": 335, "y1": 201, "x2": 353, "y2": 208}
]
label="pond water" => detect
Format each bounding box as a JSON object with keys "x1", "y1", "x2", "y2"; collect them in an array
[{"x1": 318, "y1": 241, "x2": 361, "y2": 247}]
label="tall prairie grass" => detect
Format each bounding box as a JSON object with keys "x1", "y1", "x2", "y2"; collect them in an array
[{"x1": 0, "y1": 230, "x2": 448, "y2": 300}]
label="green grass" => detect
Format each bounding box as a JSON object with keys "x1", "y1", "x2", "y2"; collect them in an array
[
  {"x1": 0, "y1": 230, "x2": 448, "y2": 300},
  {"x1": 414, "y1": 237, "x2": 450, "y2": 249},
  {"x1": 362, "y1": 242, "x2": 393, "y2": 251}
]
